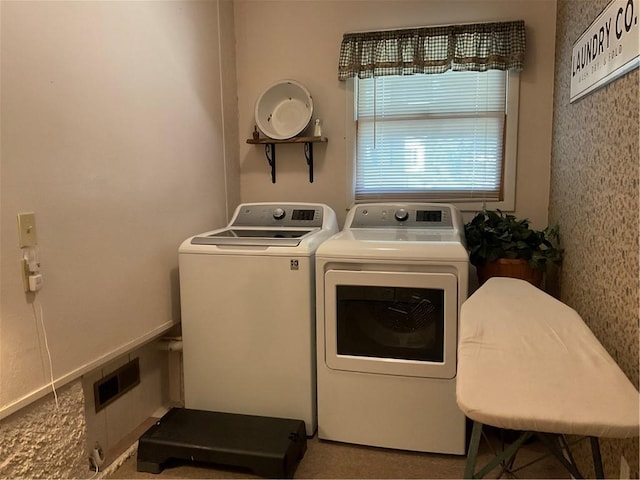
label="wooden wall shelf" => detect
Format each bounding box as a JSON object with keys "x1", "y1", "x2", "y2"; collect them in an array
[{"x1": 246, "y1": 136, "x2": 328, "y2": 183}]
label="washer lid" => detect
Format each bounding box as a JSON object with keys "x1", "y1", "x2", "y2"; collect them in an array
[
  {"x1": 190, "y1": 228, "x2": 317, "y2": 247},
  {"x1": 180, "y1": 202, "x2": 339, "y2": 254}
]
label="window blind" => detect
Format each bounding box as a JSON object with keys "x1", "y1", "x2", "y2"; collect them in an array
[{"x1": 355, "y1": 70, "x2": 507, "y2": 202}]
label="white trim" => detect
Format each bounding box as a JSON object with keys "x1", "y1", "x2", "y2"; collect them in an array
[
  {"x1": 345, "y1": 79, "x2": 356, "y2": 211},
  {"x1": 0, "y1": 319, "x2": 176, "y2": 421},
  {"x1": 216, "y1": 0, "x2": 230, "y2": 223}
]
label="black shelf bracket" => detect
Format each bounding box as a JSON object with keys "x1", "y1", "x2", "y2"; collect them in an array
[
  {"x1": 304, "y1": 142, "x2": 314, "y2": 183},
  {"x1": 265, "y1": 144, "x2": 276, "y2": 183},
  {"x1": 247, "y1": 137, "x2": 327, "y2": 184}
]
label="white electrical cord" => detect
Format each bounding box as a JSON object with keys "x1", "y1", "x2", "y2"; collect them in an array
[
  {"x1": 32, "y1": 296, "x2": 59, "y2": 409},
  {"x1": 89, "y1": 447, "x2": 103, "y2": 478}
]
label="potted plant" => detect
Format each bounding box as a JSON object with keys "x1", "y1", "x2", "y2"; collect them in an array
[{"x1": 464, "y1": 210, "x2": 563, "y2": 287}]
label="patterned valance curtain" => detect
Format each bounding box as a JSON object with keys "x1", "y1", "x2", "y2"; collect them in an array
[{"x1": 338, "y1": 20, "x2": 525, "y2": 80}]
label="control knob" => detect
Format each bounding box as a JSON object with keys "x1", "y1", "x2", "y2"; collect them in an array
[
  {"x1": 394, "y1": 208, "x2": 409, "y2": 222},
  {"x1": 273, "y1": 208, "x2": 286, "y2": 220}
]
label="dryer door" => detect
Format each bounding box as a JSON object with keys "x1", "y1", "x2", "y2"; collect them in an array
[{"x1": 324, "y1": 270, "x2": 458, "y2": 379}]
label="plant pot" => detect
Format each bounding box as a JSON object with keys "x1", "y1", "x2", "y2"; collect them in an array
[{"x1": 476, "y1": 258, "x2": 543, "y2": 288}]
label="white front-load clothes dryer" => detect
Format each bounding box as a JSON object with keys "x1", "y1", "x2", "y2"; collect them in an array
[
  {"x1": 315, "y1": 203, "x2": 469, "y2": 454},
  {"x1": 179, "y1": 203, "x2": 338, "y2": 435}
]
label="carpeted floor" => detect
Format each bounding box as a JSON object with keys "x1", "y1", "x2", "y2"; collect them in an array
[{"x1": 109, "y1": 427, "x2": 570, "y2": 479}]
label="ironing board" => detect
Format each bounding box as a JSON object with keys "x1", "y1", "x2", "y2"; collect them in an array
[{"x1": 456, "y1": 277, "x2": 639, "y2": 479}]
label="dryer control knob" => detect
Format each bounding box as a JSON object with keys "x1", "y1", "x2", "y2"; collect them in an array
[
  {"x1": 273, "y1": 208, "x2": 286, "y2": 220},
  {"x1": 394, "y1": 208, "x2": 409, "y2": 221}
]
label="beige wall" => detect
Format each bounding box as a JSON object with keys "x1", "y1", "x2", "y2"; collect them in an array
[
  {"x1": 234, "y1": 0, "x2": 557, "y2": 228},
  {"x1": 0, "y1": 0, "x2": 238, "y2": 475},
  {"x1": 551, "y1": 0, "x2": 639, "y2": 477}
]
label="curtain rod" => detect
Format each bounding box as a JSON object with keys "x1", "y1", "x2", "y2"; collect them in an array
[{"x1": 344, "y1": 19, "x2": 519, "y2": 35}]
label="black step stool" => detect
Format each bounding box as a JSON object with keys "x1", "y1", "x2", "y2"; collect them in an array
[{"x1": 136, "y1": 408, "x2": 307, "y2": 478}]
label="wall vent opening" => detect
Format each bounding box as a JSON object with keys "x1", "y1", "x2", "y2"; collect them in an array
[{"x1": 93, "y1": 357, "x2": 140, "y2": 412}]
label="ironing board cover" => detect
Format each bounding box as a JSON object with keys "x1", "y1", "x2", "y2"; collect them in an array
[{"x1": 456, "y1": 277, "x2": 639, "y2": 438}]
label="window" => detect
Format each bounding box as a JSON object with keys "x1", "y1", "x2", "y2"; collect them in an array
[
  {"x1": 349, "y1": 70, "x2": 519, "y2": 209},
  {"x1": 339, "y1": 20, "x2": 526, "y2": 210}
]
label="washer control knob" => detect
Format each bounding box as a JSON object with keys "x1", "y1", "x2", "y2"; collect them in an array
[
  {"x1": 394, "y1": 208, "x2": 409, "y2": 222},
  {"x1": 273, "y1": 208, "x2": 286, "y2": 220}
]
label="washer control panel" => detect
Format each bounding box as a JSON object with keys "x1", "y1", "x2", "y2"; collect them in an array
[
  {"x1": 349, "y1": 204, "x2": 454, "y2": 229},
  {"x1": 232, "y1": 204, "x2": 325, "y2": 228}
]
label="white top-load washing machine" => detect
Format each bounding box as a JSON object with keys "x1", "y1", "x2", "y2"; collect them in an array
[
  {"x1": 315, "y1": 203, "x2": 469, "y2": 454},
  {"x1": 179, "y1": 203, "x2": 338, "y2": 434}
]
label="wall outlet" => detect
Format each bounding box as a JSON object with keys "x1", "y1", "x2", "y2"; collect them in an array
[
  {"x1": 89, "y1": 441, "x2": 105, "y2": 470},
  {"x1": 620, "y1": 455, "x2": 630, "y2": 479}
]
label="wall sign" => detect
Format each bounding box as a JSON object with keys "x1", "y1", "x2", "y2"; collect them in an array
[{"x1": 571, "y1": 0, "x2": 639, "y2": 103}]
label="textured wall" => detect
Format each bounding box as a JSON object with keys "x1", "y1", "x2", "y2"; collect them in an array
[
  {"x1": 0, "y1": 381, "x2": 87, "y2": 479},
  {"x1": 550, "y1": 0, "x2": 639, "y2": 477}
]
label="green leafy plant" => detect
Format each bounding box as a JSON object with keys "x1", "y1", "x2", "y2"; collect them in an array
[{"x1": 464, "y1": 210, "x2": 563, "y2": 270}]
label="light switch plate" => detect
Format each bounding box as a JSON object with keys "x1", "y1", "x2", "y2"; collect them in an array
[{"x1": 17, "y1": 212, "x2": 37, "y2": 247}]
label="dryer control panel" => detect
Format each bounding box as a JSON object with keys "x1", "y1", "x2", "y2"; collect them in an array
[{"x1": 348, "y1": 204, "x2": 455, "y2": 229}]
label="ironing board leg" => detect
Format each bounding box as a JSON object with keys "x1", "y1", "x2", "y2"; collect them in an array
[
  {"x1": 464, "y1": 422, "x2": 534, "y2": 479},
  {"x1": 464, "y1": 421, "x2": 483, "y2": 479},
  {"x1": 537, "y1": 433, "x2": 584, "y2": 478},
  {"x1": 590, "y1": 437, "x2": 604, "y2": 479}
]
